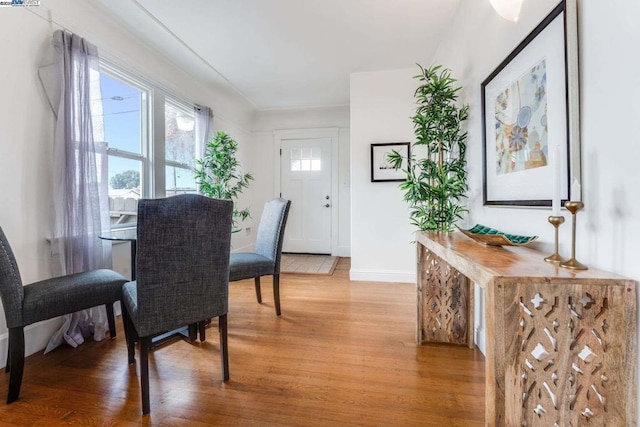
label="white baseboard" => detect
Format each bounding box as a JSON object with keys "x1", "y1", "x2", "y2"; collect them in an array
[
  {"x1": 473, "y1": 283, "x2": 486, "y2": 356},
  {"x1": 0, "y1": 317, "x2": 63, "y2": 369},
  {"x1": 475, "y1": 325, "x2": 486, "y2": 356},
  {"x1": 349, "y1": 269, "x2": 416, "y2": 283},
  {"x1": 0, "y1": 303, "x2": 124, "y2": 369}
]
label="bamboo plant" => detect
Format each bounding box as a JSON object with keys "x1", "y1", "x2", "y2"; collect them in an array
[
  {"x1": 388, "y1": 64, "x2": 469, "y2": 232},
  {"x1": 194, "y1": 131, "x2": 254, "y2": 227}
]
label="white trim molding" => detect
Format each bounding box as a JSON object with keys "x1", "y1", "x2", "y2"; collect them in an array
[{"x1": 349, "y1": 268, "x2": 416, "y2": 284}]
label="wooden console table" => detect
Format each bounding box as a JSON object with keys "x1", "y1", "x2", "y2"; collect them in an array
[{"x1": 416, "y1": 231, "x2": 637, "y2": 426}]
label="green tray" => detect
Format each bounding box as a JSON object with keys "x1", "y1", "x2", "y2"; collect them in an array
[{"x1": 457, "y1": 224, "x2": 538, "y2": 246}]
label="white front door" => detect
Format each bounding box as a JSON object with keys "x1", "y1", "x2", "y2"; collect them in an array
[{"x1": 280, "y1": 137, "x2": 332, "y2": 254}]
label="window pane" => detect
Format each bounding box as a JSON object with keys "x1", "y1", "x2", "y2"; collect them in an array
[
  {"x1": 311, "y1": 159, "x2": 322, "y2": 171},
  {"x1": 291, "y1": 159, "x2": 301, "y2": 171},
  {"x1": 166, "y1": 165, "x2": 197, "y2": 197},
  {"x1": 301, "y1": 159, "x2": 311, "y2": 171},
  {"x1": 99, "y1": 73, "x2": 142, "y2": 154},
  {"x1": 108, "y1": 156, "x2": 141, "y2": 227},
  {"x1": 165, "y1": 103, "x2": 195, "y2": 164}
]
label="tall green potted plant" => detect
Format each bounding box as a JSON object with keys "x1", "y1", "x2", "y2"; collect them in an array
[
  {"x1": 388, "y1": 64, "x2": 469, "y2": 232},
  {"x1": 194, "y1": 131, "x2": 254, "y2": 227}
]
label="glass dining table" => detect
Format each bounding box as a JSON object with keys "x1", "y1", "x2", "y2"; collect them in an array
[
  {"x1": 99, "y1": 227, "x2": 138, "y2": 280},
  {"x1": 99, "y1": 227, "x2": 240, "y2": 280}
]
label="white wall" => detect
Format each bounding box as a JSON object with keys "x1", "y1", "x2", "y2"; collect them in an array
[
  {"x1": 349, "y1": 0, "x2": 640, "y2": 417},
  {"x1": 348, "y1": 1, "x2": 640, "y2": 283},
  {"x1": 213, "y1": 116, "x2": 256, "y2": 252},
  {"x1": 430, "y1": 0, "x2": 640, "y2": 354},
  {"x1": 0, "y1": 0, "x2": 255, "y2": 362},
  {"x1": 251, "y1": 106, "x2": 351, "y2": 256},
  {"x1": 350, "y1": 69, "x2": 417, "y2": 283},
  {"x1": 455, "y1": 0, "x2": 639, "y2": 269}
]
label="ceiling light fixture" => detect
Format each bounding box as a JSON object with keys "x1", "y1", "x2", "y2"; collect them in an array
[{"x1": 489, "y1": 0, "x2": 523, "y2": 22}]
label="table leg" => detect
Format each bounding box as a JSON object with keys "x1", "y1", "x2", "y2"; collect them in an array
[{"x1": 130, "y1": 240, "x2": 136, "y2": 281}]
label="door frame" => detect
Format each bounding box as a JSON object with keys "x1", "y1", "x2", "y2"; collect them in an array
[{"x1": 274, "y1": 128, "x2": 340, "y2": 256}]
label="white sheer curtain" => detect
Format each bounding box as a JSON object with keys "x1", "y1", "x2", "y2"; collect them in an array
[
  {"x1": 195, "y1": 105, "x2": 213, "y2": 158},
  {"x1": 43, "y1": 30, "x2": 112, "y2": 353}
]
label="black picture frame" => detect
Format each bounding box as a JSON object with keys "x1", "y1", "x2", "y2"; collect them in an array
[
  {"x1": 481, "y1": 0, "x2": 581, "y2": 207},
  {"x1": 370, "y1": 142, "x2": 410, "y2": 182}
]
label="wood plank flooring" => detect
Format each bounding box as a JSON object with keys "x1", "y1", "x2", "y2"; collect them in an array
[{"x1": 0, "y1": 259, "x2": 485, "y2": 426}]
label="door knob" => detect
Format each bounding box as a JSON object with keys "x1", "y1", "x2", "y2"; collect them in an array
[
  {"x1": 324, "y1": 203, "x2": 330, "y2": 208},
  {"x1": 325, "y1": 195, "x2": 330, "y2": 200}
]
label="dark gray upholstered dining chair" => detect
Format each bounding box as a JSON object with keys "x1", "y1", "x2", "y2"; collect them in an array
[
  {"x1": 0, "y1": 227, "x2": 127, "y2": 404},
  {"x1": 122, "y1": 194, "x2": 233, "y2": 415},
  {"x1": 229, "y1": 198, "x2": 291, "y2": 316}
]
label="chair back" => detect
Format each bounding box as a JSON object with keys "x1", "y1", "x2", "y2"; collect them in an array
[
  {"x1": 0, "y1": 227, "x2": 24, "y2": 328},
  {"x1": 134, "y1": 195, "x2": 233, "y2": 336},
  {"x1": 255, "y1": 198, "x2": 291, "y2": 274}
]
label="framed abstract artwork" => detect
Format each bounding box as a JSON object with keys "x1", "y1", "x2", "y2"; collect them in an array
[
  {"x1": 481, "y1": 0, "x2": 581, "y2": 207},
  {"x1": 371, "y1": 142, "x2": 409, "y2": 182}
]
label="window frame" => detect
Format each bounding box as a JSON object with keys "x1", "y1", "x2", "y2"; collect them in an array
[{"x1": 99, "y1": 60, "x2": 200, "y2": 228}]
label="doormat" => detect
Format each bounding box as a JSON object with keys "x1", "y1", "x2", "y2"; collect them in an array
[{"x1": 281, "y1": 254, "x2": 339, "y2": 275}]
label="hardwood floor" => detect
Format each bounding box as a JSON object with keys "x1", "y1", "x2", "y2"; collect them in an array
[{"x1": 0, "y1": 259, "x2": 485, "y2": 426}]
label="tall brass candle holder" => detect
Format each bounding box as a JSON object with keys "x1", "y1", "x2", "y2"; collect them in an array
[
  {"x1": 544, "y1": 215, "x2": 566, "y2": 263},
  {"x1": 560, "y1": 201, "x2": 588, "y2": 270}
]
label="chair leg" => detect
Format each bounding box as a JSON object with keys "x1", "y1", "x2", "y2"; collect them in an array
[
  {"x1": 199, "y1": 321, "x2": 206, "y2": 342},
  {"x1": 105, "y1": 303, "x2": 116, "y2": 339},
  {"x1": 120, "y1": 303, "x2": 129, "y2": 345},
  {"x1": 254, "y1": 277, "x2": 262, "y2": 304},
  {"x1": 140, "y1": 336, "x2": 152, "y2": 415},
  {"x1": 5, "y1": 334, "x2": 10, "y2": 374},
  {"x1": 273, "y1": 274, "x2": 281, "y2": 316},
  {"x1": 7, "y1": 327, "x2": 24, "y2": 404},
  {"x1": 124, "y1": 308, "x2": 136, "y2": 365},
  {"x1": 219, "y1": 314, "x2": 229, "y2": 381},
  {"x1": 188, "y1": 323, "x2": 198, "y2": 342}
]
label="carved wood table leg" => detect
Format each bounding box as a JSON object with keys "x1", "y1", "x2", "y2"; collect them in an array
[
  {"x1": 417, "y1": 244, "x2": 471, "y2": 346},
  {"x1": 497, "y1": 279, "x2": 636, "y2": 426}
]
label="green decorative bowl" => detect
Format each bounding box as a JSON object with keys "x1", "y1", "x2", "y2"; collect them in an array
[{"x1": 456, "y1": 224, "x2": 538, "y2": 247}]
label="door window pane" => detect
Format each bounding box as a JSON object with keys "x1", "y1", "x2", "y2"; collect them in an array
[{"x1": 290, "y1": 146, "x2": 322, "y2": 171}]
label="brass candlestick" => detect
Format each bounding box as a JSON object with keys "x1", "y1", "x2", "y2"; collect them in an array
[
  {"x1": 560, "y1": 201, "x2": 588, "y2": 270},
  {"x1": 544, "y1": 215, "x2": 566, "y2": 263}
]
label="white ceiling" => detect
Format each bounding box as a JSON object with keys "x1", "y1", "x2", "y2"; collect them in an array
[{"x1": 92, "y1": 0, "x2": 461, "y2": 110}]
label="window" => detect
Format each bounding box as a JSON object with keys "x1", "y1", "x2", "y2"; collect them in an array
[
  {"x1": 290, "y1": 147, "x2": 322, "y2": 171},
  {"x1": 99, "y1": 70, "x2": 149, "y2": 228},
  {"x1": 164, "y1": 101, "x2": 197, "y2": 197},
  {"x1": 97, "y1": 62, "x2": 201, "y2": 229}
]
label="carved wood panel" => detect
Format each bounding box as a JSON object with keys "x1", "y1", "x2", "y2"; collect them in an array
[
  {"x1": 418, "y1": 246, "x2": 469, "y2": 345},
  {"x1": 502, "y1": 282, "x2": 635, "y2": 426}
]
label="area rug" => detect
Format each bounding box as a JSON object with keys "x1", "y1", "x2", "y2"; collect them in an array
[{"x1": 281, "y1": 254, "x2": 339, "y2": 275}]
